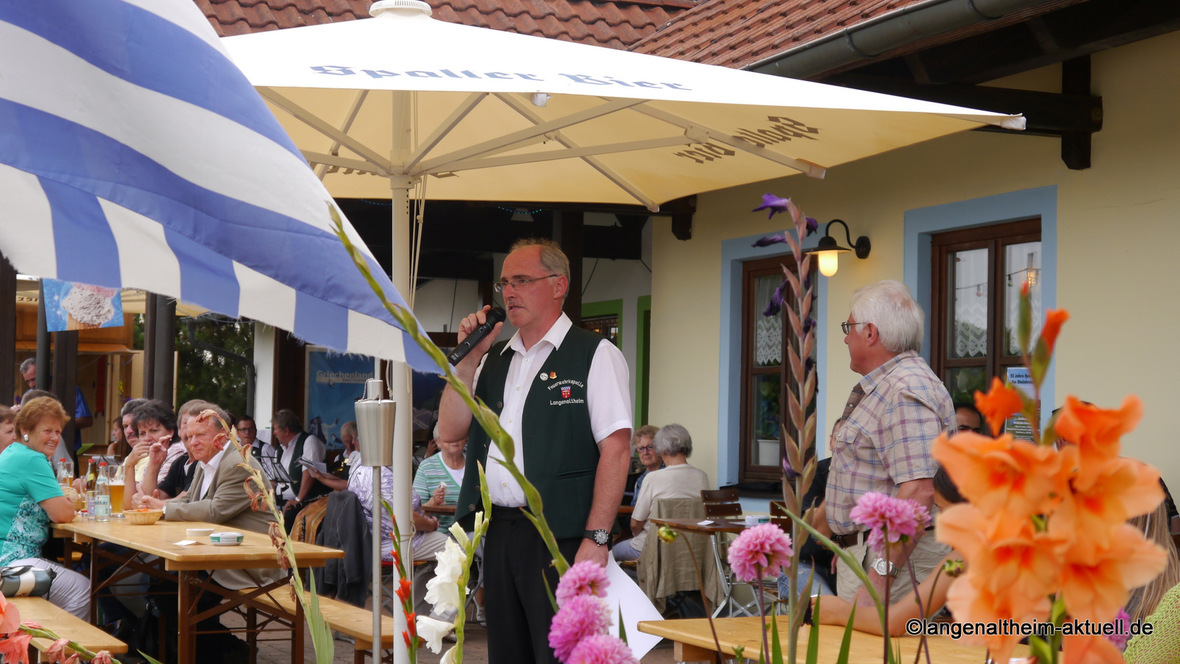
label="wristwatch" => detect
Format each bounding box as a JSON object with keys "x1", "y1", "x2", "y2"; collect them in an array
[
  {"x1": 584, "y1": 529, "x2": 610, "y2": 546},
  {"x1": 871, "y1": 558, "x2": 899, "y2": 578}
]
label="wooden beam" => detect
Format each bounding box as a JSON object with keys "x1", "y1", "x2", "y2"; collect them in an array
[
  {"x1": 52, "y1": 329, "x2": 79, "y2": 467},
  {"x1": 1061, "y1": 56, "x2": 1092, "y2": 170}
]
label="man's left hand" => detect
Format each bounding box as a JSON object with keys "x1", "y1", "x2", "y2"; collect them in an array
[
  {"x1": 574, "y1": 538, "x2": 609, "y2": 566},
  {"x1": 135, "y1": 493, "x2": 166, "y2": 511}
]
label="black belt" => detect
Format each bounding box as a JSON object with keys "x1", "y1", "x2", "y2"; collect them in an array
[
  {"x1": 831, "y1": 525, "x2": 935, "y2": 548},
  {"x1": 491, "y1": 504, "x2": 528, "y2": 520}
]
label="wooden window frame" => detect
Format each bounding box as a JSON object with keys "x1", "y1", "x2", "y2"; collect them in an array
[{"x1": 930, "y1": 218, "x2": 1041, "y2": 399}]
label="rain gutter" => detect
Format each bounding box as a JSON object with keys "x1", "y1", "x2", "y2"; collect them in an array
[{"x1": 749, "y1": 0, "x2": 1068, "y2": 79}]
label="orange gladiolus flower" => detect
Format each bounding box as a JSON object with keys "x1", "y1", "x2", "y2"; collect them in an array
[
  {"x1": 1055, "y1": 395, "x2": 1143, "y2": 482},
  {"x1": 1059, "y1": 523, "x2": 1167, "y2": 624},
  {"x1": 1061, "y1": 632, "x2": 1127, "y2": 664},
  {"x1": 1051, "y1": 457, "x2": 1163, "y2": 557},
  {"x1": 934, "y1": 432, "x2": 1073, "y2": 517},
  {"x1": 1041, "y1": 309, "x2": 1069, "y2": 353},
  {"x1": 945, "y1": 570, "x2": 1051, "y2": 664},
  {"x1": 974, "y1": 378, "x2": 1024, "y2": 436}
]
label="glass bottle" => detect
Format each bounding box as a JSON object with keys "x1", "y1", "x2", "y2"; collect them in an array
[{"x1": 93, "y1": 462, "x2": 111, "y2": 522}]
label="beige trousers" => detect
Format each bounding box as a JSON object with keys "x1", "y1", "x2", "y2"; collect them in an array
[{"x1": 834, "y1": 533, "x2": 949, "y2": 604}]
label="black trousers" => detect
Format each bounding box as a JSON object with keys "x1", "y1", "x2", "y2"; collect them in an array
[{"x1": 484, "y1": 505, "x2": 581, "y2": 664}]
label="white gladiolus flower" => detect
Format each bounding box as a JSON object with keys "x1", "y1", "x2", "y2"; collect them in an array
[
  {"x1": 440, "y1": 646, "x2": 457, "y2": 664},
  {"x1": 416, "y1": 615, "x2": 454, "y2": 654},
  {"x1": 424, "y1": 539, "x2": 467, "y2": 613},
  {"x1": 449, "y1": 521, "x2": 469, "y2": 549}
]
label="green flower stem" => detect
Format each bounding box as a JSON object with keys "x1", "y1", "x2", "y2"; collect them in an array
[
  {"x1": 330, "y1": 206, "x2": 569, "y2": 577},
  {"x1": 19, "y1": 624, "x2": 101, "y2": 661},
  {"x1": 219, "y1": 419, "x2": 335, "y2": 664}
]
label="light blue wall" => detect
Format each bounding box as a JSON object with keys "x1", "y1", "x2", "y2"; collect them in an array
[
  {"x1": 717, "y1": 234, "x2": 828, "y2": 487},
  {"x1": 904, "y1": 185, "x2": 1058, "y2": 424}
]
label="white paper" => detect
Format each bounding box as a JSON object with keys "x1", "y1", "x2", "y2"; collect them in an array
[
  {"x1": 175, "y1": 539, "x2": 197, "y2": 546},
  {"x1": 296, "y1": 458, "x2": 327, "y2": 473},
  {"x1": 605, "y1": 554, "x2": 664, "y2": 660}
]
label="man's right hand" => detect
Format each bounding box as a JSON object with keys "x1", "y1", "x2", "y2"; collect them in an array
[
  {"x1": 126, "y1": 439, "x2": 153, "y2": 466},
  {"x1": 454, "y1": 305, "x2": 503, "y2": 373}
]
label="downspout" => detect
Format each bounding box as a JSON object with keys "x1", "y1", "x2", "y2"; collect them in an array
[
  {"x1": 184, "y1": 319, "x2": 256, "y2": 417},
  {"x1": 750, "y1": 0, "x2": 1070, "y2": 79}
]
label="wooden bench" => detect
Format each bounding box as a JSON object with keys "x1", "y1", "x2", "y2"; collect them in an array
[
  {"x1": 9, "y1": 596, "x2": 127, "y2": 662},
  {"x1": 242, "y1": 588, "x2": 395, "y2": 664}
]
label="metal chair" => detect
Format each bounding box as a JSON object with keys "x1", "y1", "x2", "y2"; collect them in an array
[{"x1": 699, "y1": 489, "x2": 762, "y2": 617}]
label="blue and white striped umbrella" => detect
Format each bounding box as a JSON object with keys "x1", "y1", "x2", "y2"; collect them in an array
[{"x1": 0, "y1": 0, "x2": 435, "y2": 372}]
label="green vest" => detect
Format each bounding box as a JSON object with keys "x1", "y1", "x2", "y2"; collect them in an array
[{"x1": 456, "y1": 325, "x2": 603, "y2": 539}]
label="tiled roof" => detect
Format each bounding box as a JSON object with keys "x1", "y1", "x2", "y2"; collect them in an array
[
  {"x1": 629, "y1": 0, "x2": 929, "y2": 69},
  {"x1": 197, "y1": 0, "x2": 697, "y2": 50}
]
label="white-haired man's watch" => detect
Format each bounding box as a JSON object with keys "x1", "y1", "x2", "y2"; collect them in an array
[
  {"x1": 584, "y1": 529, "x2": 610, "y2": 546},
  {"x1": 871, "y1": 558, "x2": 899, "y2": 578}
]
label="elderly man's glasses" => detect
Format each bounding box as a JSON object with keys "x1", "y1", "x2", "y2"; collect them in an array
[
  {"x1": 493, "y1": 274, "x2": 558, "y2": 293},
  {"x1": 840, "y1": 321, "x2": 869, "y2": 335},
  {"x1": 636, "y1": 445, "x2": 655, "y2": 453}
]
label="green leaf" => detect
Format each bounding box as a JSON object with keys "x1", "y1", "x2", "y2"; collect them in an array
[
  {"x1": 771, "y1": 609, "x2": 784, "y2": 664},
  {"x1": 806, "y1": 594, "x2": 821, "y2": 664},
  {"x1": 618, "y1": 605, "x2": 628, "y2": 643},
  {"x1": 1030, "y1": 337, "x2": 1050, "y2": 389},
  {"x1": 835, "y1": 601, "x2": 855, "y2": 664}
]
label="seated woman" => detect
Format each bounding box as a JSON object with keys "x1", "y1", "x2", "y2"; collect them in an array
[
  {"x1": 613, "y1": 423, "x2": 711, "y2": 562},
  {"x1": 120, "y1": 399, "x2": 179, "y2": 512},
  {"x1": 815, "y1": 466, "x2": 964, "y2": 635},
  {"x1": 0, "y1": 397, "x2": 90, "y2": 619},
  {"x1": 412, "y1": 431, "x2": 465, "y2": 530}
]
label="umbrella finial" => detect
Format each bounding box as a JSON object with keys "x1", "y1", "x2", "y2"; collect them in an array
[{"x1": 370, "y1": 0, "x2": 432, "y2": 18}]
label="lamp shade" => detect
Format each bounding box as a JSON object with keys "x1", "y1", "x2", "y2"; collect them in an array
[
  {"x1": 355, "y1": 378, "x2": 396, "y2": 466},
  {"x1": 817, "y1": 250, "x2": 841, "y2": 277}
]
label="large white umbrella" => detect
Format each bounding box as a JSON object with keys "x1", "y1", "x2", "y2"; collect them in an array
[{"x1": 222, "y1": 0, "x2": 1023, "y2": 209}]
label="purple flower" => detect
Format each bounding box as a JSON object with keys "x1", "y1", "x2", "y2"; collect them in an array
[
  {"x1": 849, "y1": 492, "x2": 930, "y2": 556},
  {"x1": 753, "y1": 194, "x2": 790, "y2": 219},
  {"x1": 805, "y1": 216, "x2": 818, "y2": 236},
  {"x1": 762, "y1": 279, "x2": 788, "y2": 317},
  {"x1": 802, "y1": 317, "x2": 815, "y2": 334},
  {"x1": 548, "y1": 595, "x2": 612, "y2": 662},
  {"x1": 555, "y1": 561, "x2": 610, "y2": 607},
  {"x1": 1107, "y1": 608, "x2": 1131, "y2": 651},
  {"x1": 752, "y1": 233, "x2": 787, "y2": 248},
  {"x1": 568, "y1": 634, "x2": 639, "y2": 664},
  {"x1": 782, "y1": 455, "x2": 799, "y2": 481},
  {"x1": 727, "y1": 523, "x2": 793, "y2": 583}
]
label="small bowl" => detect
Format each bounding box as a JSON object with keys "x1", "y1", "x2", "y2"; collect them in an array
[
  {"x1": 125, "y1": 509, "x2": 164, "y2": 525},
  {"x1": 186, "y1": 528, "x2": 215, "y2": 539},
  {"x1": 210, "y1": 531, "x2": 244, "y2": 546}
]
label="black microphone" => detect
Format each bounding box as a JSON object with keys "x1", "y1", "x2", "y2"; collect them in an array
[{"x1": 447, "y1": 308, "x2": 506, "y2": 366}]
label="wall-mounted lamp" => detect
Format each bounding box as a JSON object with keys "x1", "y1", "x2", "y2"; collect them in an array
[{"x1": 804, "y1": 219, "x2": 871, "y2": 277}]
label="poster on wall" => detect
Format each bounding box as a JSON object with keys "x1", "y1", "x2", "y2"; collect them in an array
[
  {"x1": 43, "y1": 279, "x2": 123, "y2": 332},
  {"x1": 1004, "y1": 366, "x2": 1036, "y2": 441},
  {"x1": 305, "y1": 347, "x2": 374, "y2": 451}
]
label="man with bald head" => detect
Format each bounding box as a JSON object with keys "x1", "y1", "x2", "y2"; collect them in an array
[{"x1": 438, "y1": 238, "x2": 632, "y2": 664}]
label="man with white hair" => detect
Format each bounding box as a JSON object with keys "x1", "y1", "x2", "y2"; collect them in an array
[{"x1": 824, "y1": 280, "x2": 953, "y2": 605}]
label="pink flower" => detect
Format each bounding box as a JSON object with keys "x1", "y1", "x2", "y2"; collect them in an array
[
  {"x1": 548, "y1": 595, "x2": 612, "y2": 663},
  {"x1": 568, "y1": 634, "x2": 639, "y2": 664},
  {"x1": 44, "y1": 637, "x2": 70, "y2": 662},
  {"x1": 727, "y1": 523, "x2": 793, "y2": 583},
  {"x1": 91, "y1": 652, "x2": 114, "y2": 664},
  {"x1": 556, "y1": 561, "x2": 610, "y2": 607},
  {"x1": 850, "y1": 492, "x2": 930, "y2": 556},
  {"x1": 0, "y1": 593, "x2": 20, "y2": 634},
  {"x1": 0, "y1": 631, "x2": 32, "y2": 664}
]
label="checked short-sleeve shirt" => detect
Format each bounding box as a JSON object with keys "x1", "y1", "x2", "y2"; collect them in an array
[{"x1": 825, "y1": 350, "x2": 954, "y2": 534}]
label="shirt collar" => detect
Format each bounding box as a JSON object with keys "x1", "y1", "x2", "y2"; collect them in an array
[
  {"x1": 199, "y1": 446, "x2": 228, "y2": 476},
  {"x1": 856, "y1": 349, "x2": 919, "y2": 394},
  {"x1": 500, "y1": 312, "x2": 572, "y2": 355}
]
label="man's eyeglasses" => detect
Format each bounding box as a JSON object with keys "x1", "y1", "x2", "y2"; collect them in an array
[
  {"x1": 493, "y1": 274, "x2": 558, "y2": 293},
  {"x1": 636, "y1": 445, "x2": 655, "y2": 453},
  {"x1": 840, "y1": 321, "x2": 869, "y2": 335}
]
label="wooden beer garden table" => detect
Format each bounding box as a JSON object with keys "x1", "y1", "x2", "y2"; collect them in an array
[
  {"x1": 59, "y1": 517, "x2": 344, "y2": 664},
  {"x1": 638, "y1": 616, "x2": 1025, "y2": 663}
]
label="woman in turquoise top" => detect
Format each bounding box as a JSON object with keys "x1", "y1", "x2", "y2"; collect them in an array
[
  {"x1": 412, "y1": 436, "x2": 465, "y2": 530},
  {"x1": 1, "y1": 397, "x2": 90, "y2": 619}
]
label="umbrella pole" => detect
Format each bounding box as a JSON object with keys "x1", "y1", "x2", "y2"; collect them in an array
[{"x1": 389, "y1": 176, "x2": 414, "y2": 664}]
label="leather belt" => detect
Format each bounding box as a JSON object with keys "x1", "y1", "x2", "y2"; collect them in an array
[{"x1": 831, "y1": 525, "x2": 936, "y2": 548}]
